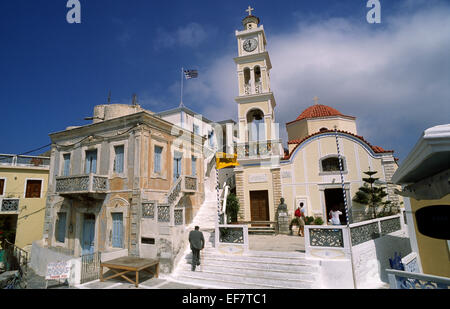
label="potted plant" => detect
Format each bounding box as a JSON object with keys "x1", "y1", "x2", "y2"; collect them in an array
[
  {"x1": 289, "y1": 217, "x2": 300, "y2": 235},
  {"x1": 305, "y1": 216, "x2": 314, "y2": 225},
  {"x1": 313, "y1": 217, "x2": 324, "y2": 225}
]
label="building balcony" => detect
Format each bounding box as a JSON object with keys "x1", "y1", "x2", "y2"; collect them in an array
[
  {"x1": 55, "y1": 174, "x2": 108, "y2": 199},
  {"x1": 0, "y1": 154, "x2": 50, "y2": 169},
  {"x1": 236, "y1": 140, "x2": 282, "y2": 159}
]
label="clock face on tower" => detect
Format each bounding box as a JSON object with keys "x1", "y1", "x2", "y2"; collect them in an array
[{"x1": 243, "y1": 38, "x2": 258, "y2": 52}]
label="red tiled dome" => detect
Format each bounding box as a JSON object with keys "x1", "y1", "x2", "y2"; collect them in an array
[{"x1": 296, "y1": 104, "x2": 348, "y2": 121}]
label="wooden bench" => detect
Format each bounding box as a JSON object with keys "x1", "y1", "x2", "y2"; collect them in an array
[{"x1": 100, "y1": 257, "x2": 159, "y2": 288}]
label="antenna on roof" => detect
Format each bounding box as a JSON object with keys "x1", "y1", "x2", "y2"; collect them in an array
[
  {"x1": 107, "y1": 90, "x2": 112, "y2": 104},
  {"x1": 132, "y1": 93, "x2": 138, "y2": 106}
]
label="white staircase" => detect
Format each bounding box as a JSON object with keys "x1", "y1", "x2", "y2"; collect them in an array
[
  {"x1": 188, "y1": 166, "x2": 220, "y2": 230},
  {"x1": 173, "y1": 157, "x2": 321, "y2": 289},
  {"x1": 171, "y1": 231, "x2": 321, "y2": 289}
]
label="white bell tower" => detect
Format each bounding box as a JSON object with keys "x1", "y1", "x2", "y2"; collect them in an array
[{"x1": 234, "y1": 7, "x2": 281, "y2": 159}]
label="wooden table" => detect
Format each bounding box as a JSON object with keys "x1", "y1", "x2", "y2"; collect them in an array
[{"x1": 100, "y1": 257, "x2": 159, "y2": 288}]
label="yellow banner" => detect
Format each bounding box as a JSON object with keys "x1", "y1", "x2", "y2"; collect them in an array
[{"x1": 215, "y1": 152, "x2": 239, "y2": 170}]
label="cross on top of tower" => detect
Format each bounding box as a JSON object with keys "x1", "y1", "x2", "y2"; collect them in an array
[
  {"x1": 313, "y1": 96, "x2": 319, "y2": 105},
  {"x1": 246, "y1": 6, "x2": 254, "y2": 16}
]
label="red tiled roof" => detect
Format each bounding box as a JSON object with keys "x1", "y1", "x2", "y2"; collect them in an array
[
  {"x1": 286, "y1": 104, "x2": 355, "y2": 125},
  {"x1": 284, "y1": 129, "x2": 393, "y2": 160}
]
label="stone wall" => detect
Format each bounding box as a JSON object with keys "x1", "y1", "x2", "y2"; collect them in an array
[
  {"x1": 235, "y1": 170, "x2": 245, "y2": 220},
  {"x1": 382, "y1": 159, "x2": 401, "y2": 205}
]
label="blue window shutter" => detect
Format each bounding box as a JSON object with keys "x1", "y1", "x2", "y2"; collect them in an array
[
  {"x1": 57, "y1": 213, "x2": 67, "y2": 243},
  {"x1": 91, "y1": 151, "x2": 97, "y2": 173},
  {"x1": 85, "y1": 150, "x2": 97, "y2": 174},
  {"x1": 85, "y1": 152, "x2": 90, "y2": 174},
  {"x1": 63, "y1": 154, "x2": 71, "y2": 176},
  {"x1": 191, "y1": 157, "x2": 197, "y2": 176},
  {"x1": 112, "y1": 213, "x2": 123, "y2": 248},
  {"x1": 154, "y1": 146, "x2": 162, "y2": 173},
  {"x1": 114, "y1": 146, "x2": 124, "y2": 173}
]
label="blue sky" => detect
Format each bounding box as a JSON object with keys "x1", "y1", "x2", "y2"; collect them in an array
[{"x1": 1, "y1": 0, "x2": 449, "y2": 161}]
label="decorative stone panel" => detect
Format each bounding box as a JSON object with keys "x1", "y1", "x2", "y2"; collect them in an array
[
  {"x1": 142, "y1": 202, "x2": 155, "y2": 218},
  {"x1": 174, "y1": 209, "x2": 183, "y2": 225},
  {"x1": 56, "y1": 176, "x2": 89, "y2": 192},
  {"x1": 92, "y1": 176, "x2": 108, "y2": 191},
  {"x1": 184, "y1": 176, "x2": 197, "y2": 191},
  {"x1": 219, "y1": 227, "x2": 244, "y2": 244},
  {"x1": 309, "y1": 228, "x2": 344, "y2": 247},
  {"x1": 158, "y1": 205, "x2": 170, "y2": 223},
  {"x1": 351, "y1": 222, "x2": 380, "y2": 246},
  {"x1": 380, "y1": 217, "x2": 401, "y2": 235},
  {"x1": 1, "y1": 199, "x2": 19, "y2": 212}
]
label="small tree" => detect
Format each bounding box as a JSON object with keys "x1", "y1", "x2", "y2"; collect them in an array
[
  {"x1": 352, "y1": 170, "x2": 391, "y2": 219},
  {"x1": 226, "y1": 193, "x2": 240, "y2": 223}
]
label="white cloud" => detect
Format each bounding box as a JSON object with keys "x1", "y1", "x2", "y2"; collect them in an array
[
  {"x1": 150, "y1": 2, "x2": 450, "y2": 160},
  {"x1": 154, "y1": 22, "x2": 211, "y2": 49}
]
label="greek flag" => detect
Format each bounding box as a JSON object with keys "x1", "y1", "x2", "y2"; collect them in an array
[{"x1": 184, "y1": 69, "x2": 198, "y2": 79}]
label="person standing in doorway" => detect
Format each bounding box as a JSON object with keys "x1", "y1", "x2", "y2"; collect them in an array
[
  {"x1": 329, "y1": 206, "x2": 343, "y2": 225},
  {"x1": 189, "y1": 226, "x2": 205, "y2": 271}
]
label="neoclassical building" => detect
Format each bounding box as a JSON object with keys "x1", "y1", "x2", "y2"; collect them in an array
[
  {"x1": 233, "y1": 10, "x2": 401, "y2": 225},
  {"x1": 40, "y1": 103, "x2": 208, "y2": 273}
]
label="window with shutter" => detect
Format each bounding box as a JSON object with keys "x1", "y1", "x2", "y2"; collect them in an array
[
  {"x1": 63, "y1": 154, "x2": 71, "y2": 176},
  {"x1": 0, "y1": 179, "x2": 5, "y2": 196},
  {"x1": 85, "y1": 150, "x2": 97, "y2": 174},
  {"x1": 25, "y1": 180, "x2": 42, "y2": 198},
  {"x1": 191, "y1": 156, "x2": 197, "y2": 176},
  {"x1": 154, "y1": 146, "x2": 163, "y2": 173},
  {"x1": 56, "y1": 212, "x2": 67, "y2": 243},
  {"x1": 112, "y1": 213, "x2": 123, "y2": 248},
  {"x1": 114, "y1": 145, "x2": 124, "y2": 174}
]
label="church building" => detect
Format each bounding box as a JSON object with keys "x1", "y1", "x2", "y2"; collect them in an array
[{"x1": 233, "y1": 8, "x2": 401, "y2": 225}]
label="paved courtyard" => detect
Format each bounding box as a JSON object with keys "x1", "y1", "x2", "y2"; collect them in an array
[
  {"x1": 249, "y1": 234, "x2": 305, "y2": 252},
  {"x1": 26, "y1": 267, "x2": 206, "y2": 289}
]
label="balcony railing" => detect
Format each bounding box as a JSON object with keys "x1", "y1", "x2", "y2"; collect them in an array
[
  {"x1": 55, "y1": 174, "x2": 108, "y2": 194},
  {"x1": 0, "y1": 154, "x2": 50, "y2": 169},
  {"x1": 255, "y1": 82, "x2": 262, "y2": 94},
  {"x1": 236, "y1": 140, "x2": 281, "y2": 158},
  {"x1": 1, "y1": 198, "x2": 20, "y2": 212},
  {"x1": 387, "y1": 269, "x2": 450, "y2": 289}
]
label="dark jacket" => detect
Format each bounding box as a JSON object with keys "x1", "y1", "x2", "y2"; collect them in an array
[{"x1": 189, "y1": 230, "x2": 205, "y2": 250}]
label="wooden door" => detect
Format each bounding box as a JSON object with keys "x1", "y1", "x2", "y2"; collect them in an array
[{"x1": 250, "y1": 190, "x2": 270, "y2": 225}]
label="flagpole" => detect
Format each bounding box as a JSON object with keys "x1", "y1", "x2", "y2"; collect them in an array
[{"x1": 180, "y1": 67, "x2": 184, "y2": 108}]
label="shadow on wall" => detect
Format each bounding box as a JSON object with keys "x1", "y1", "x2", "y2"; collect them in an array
[{"x1": 374, "y1": 234, "x2": 412, "y2": 283}]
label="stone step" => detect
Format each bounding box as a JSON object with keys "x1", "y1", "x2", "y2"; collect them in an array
[
  {"x1": 182, "y1": 255, "x2": 318, "y2": 273},
  {"x1": 177, "y1": 263, "x2": 318, "y2": 281},
  {"x1": 200, "y1": 249, "x2": 318, "y2": 264},
  {"x1": 175, "y1": 269, "x2": 317, "y2": 289},
  {"x1": 248, "y1": 230, "x2": 276, "y2": 235}
]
